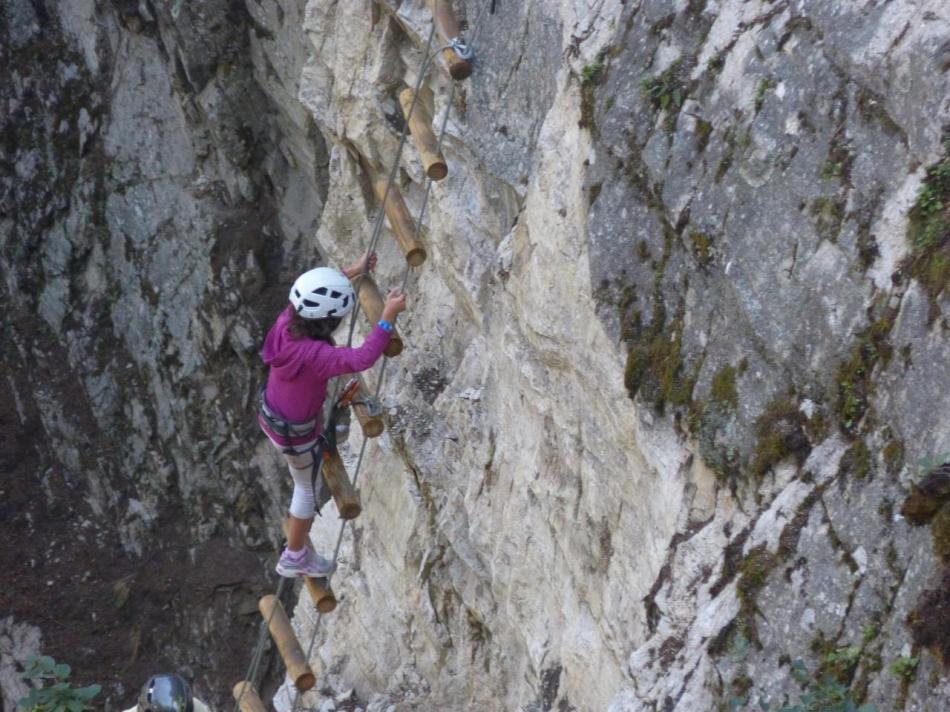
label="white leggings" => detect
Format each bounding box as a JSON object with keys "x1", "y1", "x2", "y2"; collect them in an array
[{"x1": 281, "y1": 447, "x2": 318, "y2": 520}]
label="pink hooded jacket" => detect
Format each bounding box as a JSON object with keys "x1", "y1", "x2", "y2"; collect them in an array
[{"x1": 258, "y1": 307, "x2": 390, "y2": 446}]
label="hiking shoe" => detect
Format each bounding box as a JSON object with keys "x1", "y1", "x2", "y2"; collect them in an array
[{"x1": 276, "y1": 547, "x2": 336, "y2": 578}]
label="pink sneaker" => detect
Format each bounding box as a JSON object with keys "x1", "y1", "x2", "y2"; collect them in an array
[{"x1": 276, "y1": 547, "x2": 335, "y2": 578}]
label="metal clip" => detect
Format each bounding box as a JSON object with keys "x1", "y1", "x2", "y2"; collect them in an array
[
  {"x1": 353, "y1": 396, "x2": 384, "y2": 418},
  {"x1": 449, "y1": 36, "x2": 474, "y2": 61}
]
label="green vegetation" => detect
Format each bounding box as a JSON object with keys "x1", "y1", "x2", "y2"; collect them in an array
[
  {"x1": 729, "y1": 656, "x2": 876, "y2": 711},
  {"x1": 855, "y1": 87, "x2": 901, "y2": 135},
  {"x1": 908, "y1": 568, "x2": 950, "y2": 666},
  {"x1": 690, "y1": 231, "x2": 715, "y2": 268},
  {"x1": 695, "y1": 118, "x2": 713, "y2": 153},
  {"x1": 640, "y1": 59, "x2": 686, "y2": 125},
  {"x1": 810, "y1": 197, "x2": 846, "y2": 243},
  {"x1": 623, "y1": 312, "x2": 693, "y2": 412},
  {"x1": 889, "y1": 655, "x2": 919, "y2": 681},
  {"x1": 838, "y1": 440, "x2": 871, "y2": 480},
  {"x1": 581, "y1": 60, "x2": 605, "y2": 86},
  {"x1": 905, "y1": 133, "x2": 950, "y2": 307},
  {"x1": 19, "y1": 655, "x2": 100, "y2": 712},
  {"x1": 881, "y1": 435, "x2": 904, "y2": 476},
  {"x1": 715, "y1": 126, "x2": 737, "y2": 183},
  {"x1": 693, "y1": 384, "x2": 741, "y2": 483},
  {"x1": 578, "y1": 53, "x2": 608, "y2": 133},
  {"x1": 775, "y1": 657, "x2": 875, "y2": 711},
  {"x1": 834, "y1": 316, "x2": 893, "y2": 434},
  {"x1": 737, "y1": 545, "x2": 779, "y2": 605},
  {"x1": 816, "y1": 644, "x2": 862, "y2": 683},
  {"x1": 751, "y1": 396, "x2": 810, "y2": 477},
  {"x1": 821, "y1": 131, "x2": 855, "y2": 184},
  {"x1": 710, "y1": 365, "x2": 738, "y2": 409},
  {"x1": 754, "y1": 77, "x2": 776, "y2": 114},
  {"x1": 621, "y1": 224, "x2": 697, "y2": 413},
  {"x1": 930, "y1": 505, "x2": 950, "y2": 562}
]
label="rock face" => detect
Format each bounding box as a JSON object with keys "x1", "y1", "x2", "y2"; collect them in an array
[
  {"x1": 1, "y1": 0, "x2": 325, "y2": 707},
  {"x1": 3, "y1": 0, "x2": 950, "y2": 711}
]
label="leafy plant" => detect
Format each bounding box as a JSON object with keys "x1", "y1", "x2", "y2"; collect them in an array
[
  {"x1": 640, "y1": 59, "x2": 685, "y2": 112},
  {"x1": 580, "y1": 60, "x2": 604, "y2": 86},
  {"x1": 754, "y1": 77, "x2": 776, "y2": 113},
  {"x1": 18, "y1": 655, "x2": 101, "y2": 712},
  {"x1": 888, "y1": 655, "x2": 918, "y2": 681},
  {"x1": 916, "y1": 453, "x2": 950, "y2": 478},
  {"x1": 731, "y1": 658, "x2": 875, "y2": 712}
]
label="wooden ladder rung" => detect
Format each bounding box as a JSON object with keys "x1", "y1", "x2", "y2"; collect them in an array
[
  {"x1": 232, "y1": 681, "x2": 266, "y2": 712},
  {"x1": 322, "y1": 446, "x2": 362, "y2": 519},
  {"x1": 258, "y1": 595, "x2": 316, "y2": 692},
  {"x1": 399, "y1": 88, "x2": 448, "y2": 181},
  {"x1": 355, "y1": 274, "x2": 404, "y2": 357},
  {"x1": 347, "y1": 373, "x2": 385, "y2": 438},
  {"x1": 371, "y1": 177, "x2": 427, "y2": 266},
  {"x1": 430, "y1": 0, "x2": 472, "y2": 80}
]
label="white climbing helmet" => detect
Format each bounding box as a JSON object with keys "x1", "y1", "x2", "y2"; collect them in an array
[{"x1": 289, "y1": 267, "x2": 355, "y2": 320}]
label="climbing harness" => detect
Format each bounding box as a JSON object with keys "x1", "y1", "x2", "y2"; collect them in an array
[
  {"x1": 233, "y1": 4, "x2": 494, "y2": 711},
  {"x1": 257, "y1": 385, "x2": 318, "y2": 454}
]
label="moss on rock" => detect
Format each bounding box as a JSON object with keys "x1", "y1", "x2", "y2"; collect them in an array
[
  {"x1": 904, "y1": 133, "x2": 950, "y2": 312},
  {"x1": 623, "y1": 313, "x2": 694, "y2": 412},
  {"x1": 900, "y1": 463, "x2": 950, "y2": 525},
  {"x1": 931, "y1": 505, "x2": 950, "y2": 563},
  {"x1": 689, "y1": 230, "x2": 714, "y2": 268},
  {"x1": 735, "y1": 544, "x2": 780, "y2": 644},
  {"x1": 834, "y1": 315, "x2": 894, "y2": 435},
  {"x1": 750, "y1": 396, "x2": 811, "y2": 477},
  {"x1": 838, "y1": 439, "x2": 872, "y2": 480},
  {"x1": 908, "y1": 567, "x2": 950, "y2": 666}
]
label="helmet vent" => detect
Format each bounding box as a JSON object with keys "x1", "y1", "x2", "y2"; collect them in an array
[
  {"x1": 314, "y1": 287, "x2": 328, "y2": 296},
  {"x1": 303, "y1": 299, "x2": 320, "y2": 308},
  {"x1": 342, "y1": 296, "x2": 349, "y2": 307},
  {"x1": 330, "y1": 290, "x2": 341, "y2": 299},
  {"x1": 294, "y1": 289, "x2": 301, "y2": 298},
  {"x1": 327, "y1": 308, "x2": 337, "y2": 316}
]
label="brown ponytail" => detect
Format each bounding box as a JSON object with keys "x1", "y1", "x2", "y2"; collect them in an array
[{"x1": 287, "y1": 307, "x2": 342, "y2": 343}]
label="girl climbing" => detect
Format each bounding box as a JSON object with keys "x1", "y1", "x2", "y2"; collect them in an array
[{"x1": 258, "y1": 251, "x2": 406, "y2": 577}]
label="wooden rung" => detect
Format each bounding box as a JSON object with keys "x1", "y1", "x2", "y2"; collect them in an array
[
  {"x1": 303, "y1": 575, "x2": 338, "y2": 613},
  {"x1": 430, "y1": 0, "x2": 472, "y2": 80},
  {"x1": 258, "y1": 595, "x2": 316, "y2": 692},
  {"x1": 371, "y1": 177, "x2": 427, "y2": 266},
  {"x1": 232, "y1": 681, "x2": 266, "y2": 712},
  {"x1": 398, "y1": 88, "x2": 448, "y2": 181},
  {"x1": 348, "y1": 373, "x2": 384, "y2": 438},
  {"x1": 322, "y1": 447, "x2": 362, "y2": 519},
  {"x1": 355, "y1": 274, "x2": 404, "y2": 357},
  {"x1": 281, "y1": 520, "x2": 338, "y2": 613}
]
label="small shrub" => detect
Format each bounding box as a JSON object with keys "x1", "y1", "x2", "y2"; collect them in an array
[
  {"x1": 904, "y1": 133, "x2": 950, "y2": 305},
  {"x1": 889, "y1": 655, "x2": 919, "y2": 681},
  {"x1": 766, "y1": 657, "x2": 874, "y2": 711},
  {"x1": 18, "y1": 655, "x2": 101, "y2": 712},
  {"x1": 750, "y1": 397, "x2": 810, "y2": 477},
  {"x1": 581, "y1": 60, "x2": 605, "y2": 86},
  {"x1": 732, "y1": 656, "x2": 876, "y2": 711},
  {"x1": 640, "y1": 59, "x2": 686, "y2": 116}
]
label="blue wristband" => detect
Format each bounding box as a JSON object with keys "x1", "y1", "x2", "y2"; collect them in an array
[{"x1": 377, "y1": 319, "x2": 393, "y2": 332}]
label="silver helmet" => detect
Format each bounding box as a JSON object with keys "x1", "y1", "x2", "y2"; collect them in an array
[{"x1": 137, "y1": 674, "x2": 193, "y2": 712}]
